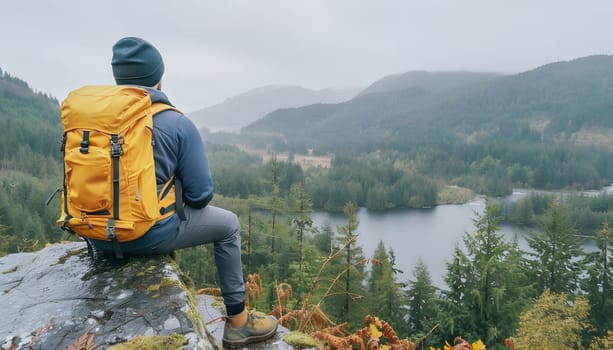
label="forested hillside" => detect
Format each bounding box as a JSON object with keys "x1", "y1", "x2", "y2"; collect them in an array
[
  {"x1": 0, "y1": 68, "x2": 61, "y2": 173},
  {"x1": 0, "y1": 68, "x2": 62, "y2": 253},
  {"x1": 427, "y1": 55, "x2": 613, "y2": 135},
  {"x1": 245, "y1": 55, "x2": 613, "y2": 150},
  {"x1": 237, "y1": 56, "x2": 613, "y2": 201}
]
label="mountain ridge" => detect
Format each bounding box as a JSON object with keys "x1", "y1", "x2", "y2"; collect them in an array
[
  {"x1": 187, "y1": 84, "x2": 359, "y2": 132},
  {"x1": 242, "y1": 55, "x2": 613, "y2": 152},
  {"x1": 358, "y1": 70, "x2": 502, "y2": 96}
]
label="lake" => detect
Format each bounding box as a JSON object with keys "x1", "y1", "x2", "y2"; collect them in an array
[{"x1": 311, "y1": 190, "x2": 602, "y2": 289}]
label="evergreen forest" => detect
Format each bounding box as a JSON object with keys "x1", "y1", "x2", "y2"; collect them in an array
[{"x1": 1, "y1": 60, "x2": 613, "y2": 349}]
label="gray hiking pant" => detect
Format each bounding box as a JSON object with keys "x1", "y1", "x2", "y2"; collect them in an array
[{"x1": 153, "y1": 205, "x2": 245, "y2": 309}]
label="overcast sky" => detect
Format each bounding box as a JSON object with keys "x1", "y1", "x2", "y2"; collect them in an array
[{"x1": 1, "y1": 1, "x2": 612, "y2": 112}]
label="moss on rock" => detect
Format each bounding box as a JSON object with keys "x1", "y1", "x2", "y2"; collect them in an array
[
  {"x1": 52, "y1": 246, "x2": 87, "y2": 266},
  {"x1": 283, "y1": 331, "x2": 318, "y2": 348},
  {"x1": 161, "y1": 276, "x2": 181, "y2": 289},
  {"x1": 108, "y1": 334, "x2": 187, "y2": 349}
]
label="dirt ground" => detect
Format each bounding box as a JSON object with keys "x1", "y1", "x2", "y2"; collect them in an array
[{"x1": 238, "y1": 145, "x2": 332, "y2": 170}]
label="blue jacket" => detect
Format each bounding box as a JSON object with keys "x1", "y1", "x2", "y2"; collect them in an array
[{"x1": 90, "y1": 88, "x2": 213, "y2": 254}]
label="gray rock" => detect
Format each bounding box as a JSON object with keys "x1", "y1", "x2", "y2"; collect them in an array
[
  {"x1": 0, "y1": 242, "x2": 316, "y2": 350},
  {"x1": 0, "y1": 242, "x2": 217, "y2": 350}
]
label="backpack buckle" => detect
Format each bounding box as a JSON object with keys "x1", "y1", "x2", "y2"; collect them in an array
[
  {"x1": 80, "y1": 131, "x2": 90, "y2": 154},
  {"x1": 106, "y1": 219, "x2": 116, "y2": 240},
  {"x1": 106, "y1": 219, "x2": 124, "y2": 259},
  {"x1": 110, "y1": 136, "x2": 123, "y2": 158}
]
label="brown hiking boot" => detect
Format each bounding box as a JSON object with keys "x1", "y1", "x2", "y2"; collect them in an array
[{"x1": 223, "y1": 310, "x2": 278, "y2": 348}]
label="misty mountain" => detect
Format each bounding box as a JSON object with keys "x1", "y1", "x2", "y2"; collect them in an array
[
  {"x1": 187, "y1": 85, "x2": 359, "y2": 132},
  {"x1": 242, "y1": 55, "x2": 613, "y2": 153},
  {"x1": 242, "y1": 71, "x2": 502, "y2": 149},
  {"x1": 358, "y1": 70, "x2": 501, "y2": 96}
]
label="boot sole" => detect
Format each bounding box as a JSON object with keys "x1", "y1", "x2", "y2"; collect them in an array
[{"x1": 222, "y1": 322, "x2": 278, "y2": 348}]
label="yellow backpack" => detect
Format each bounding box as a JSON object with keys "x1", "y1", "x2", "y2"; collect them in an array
[{"x1": 55, "y1": 85, "x2": 181, "y2": 257}]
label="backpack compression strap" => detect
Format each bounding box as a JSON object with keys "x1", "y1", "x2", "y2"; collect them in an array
[
  {"x1": 151, "y1": 103, "x2": 186, "y2": 222},
  {"x1": 158, "y1": 176, "x2": 186, "y2": 221},
  {"x1": 108, "y1": 134, "x2": 124, "y2": 259}
]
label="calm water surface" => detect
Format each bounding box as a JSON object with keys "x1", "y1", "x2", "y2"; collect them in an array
[
  {"x1": 312, "y1": 199, "x2": 497, "y2": 288},
  {"x1": 311, "y1": 189, "x2": 601, "y2": 288}
]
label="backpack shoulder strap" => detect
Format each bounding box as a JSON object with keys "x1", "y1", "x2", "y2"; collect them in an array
[{"x1": 151, "y1": 102, "x2": 182, "y2": 116}]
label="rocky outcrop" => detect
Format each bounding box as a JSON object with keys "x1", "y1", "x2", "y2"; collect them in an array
[
  {"x1": 0, "y1": 242, "x2": 215, "y2": 349},
  {"x1": 0, "y1": 242, "x2": 315, "y2": 350}
]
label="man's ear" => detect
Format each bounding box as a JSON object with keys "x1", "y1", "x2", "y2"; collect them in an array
[{"x1": 153, "y1": 81, "x2": 162, "y2": 91}]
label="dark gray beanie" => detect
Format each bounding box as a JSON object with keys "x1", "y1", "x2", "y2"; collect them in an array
[{"x1": 111, "y1": 37, "x2": 164, "y2": 87}]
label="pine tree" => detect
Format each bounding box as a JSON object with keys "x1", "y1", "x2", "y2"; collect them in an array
[
  {"x1": 441, "y1": 244, "x2": 475, "y2": 339},
  {"x1": 440, "y1": 203, "x2": 531, "y2": 347},
  {"x1": 339, "y1": 202, "x2": 358, "y2": 320},
  {"x1": 267, "y1": 156, "x2": 284, "y2": 267},
  {"x1": 289, "y1": 182, "x2": 314, "y2": 273},
  {"x1": 582, "y1": 218, "x2": 613, "y2": 337},
  {"x1": 406, "y1": 258, "x2": 438, "y2": 341},
  {"x1": 246, "y1": 204, "x2": 253, "y2": 273},
  {"x1": 527, "y1": 198, "x2": 584, "y2": 294},
  {"x1": 313, "y1": 220, "x2": 335, "y2": 254},
  {"x1": 251, "y1": 155, "x2": 288, "y2": 278},
  {"x1": 326, "y1": 201, "x2": 366, "y2": 328},
  {"x1": 286, "y1": 182, "x2": 318, "y2": 308},
  {"x1": 367, "y1": 241, "x2": 409, "y2": 337}
]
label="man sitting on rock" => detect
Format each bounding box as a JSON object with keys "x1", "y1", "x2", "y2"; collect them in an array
[{"x1": 88, "y1": 36, "x2": 278, "y2": 348}]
